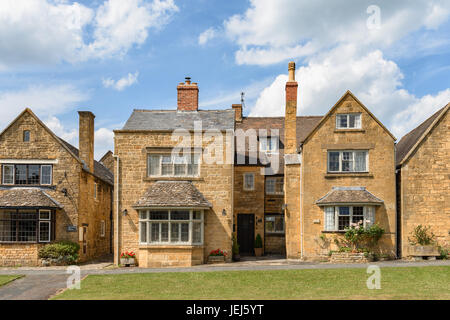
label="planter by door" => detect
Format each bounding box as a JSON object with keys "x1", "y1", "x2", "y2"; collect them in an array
[
  {"x1": 208, "y1": 256, "x2": 225, "y2": 264},
  {"x1": 254, "y1": 248, "x2": 263, "y2": 257},
  {"x1": 409, "y1": 245, "x2": 440, "y2": 257},
  {"x1": 120, "y1": 258, "x2": 135, "y2": 267}
]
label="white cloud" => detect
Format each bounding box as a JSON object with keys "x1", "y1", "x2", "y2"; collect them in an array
[
  {"x1": 44, "y1": 116, "x2": 78, "y2": 145},
  {"x1": 0, "y1": 84, "x2": 89, "y2": 129},
  {"x1": 224, "y1": 0, "x2": 450, "y2": 65},
  {"x1": 198, "y1": 27, "x2": 217, "y2": 45},
  {"x1": 0, "y1": 0, "x2": 178, "y2": 68},
  {"x1": 103, "y1": 72, "x2": 139, "y2": 91},
  {"x1": 95, "y1": 127, "x2": 114, "y2": 160}
]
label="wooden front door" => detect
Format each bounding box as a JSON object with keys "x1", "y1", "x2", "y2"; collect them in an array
[{"x1": 237, "y1": 214, "x2": 255, "y2": 255}]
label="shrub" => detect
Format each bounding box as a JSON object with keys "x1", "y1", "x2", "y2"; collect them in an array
[
  {"x1": 438, "y1": 247, "x2": 448, "y2": 260},
  {"x1": 38, "y1": 241, "x2": 80, "y2": 265},
  {"x1": 408, "y1": 225, "x2": 436, "y2": 246},
  {"x1": 232, "y1": 235, "x2": 239, "y2": 255},
  {"x1": 254, "y1": 234, "x2": 263, "y2": 249}
]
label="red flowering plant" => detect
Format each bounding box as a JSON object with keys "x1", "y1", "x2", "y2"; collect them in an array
[
  {"x1": 120, "y1": 251, "x2": 136, "y2": 259},
  {"x1": 209, "y1": 249, "x2": 227, "y2": 257}
]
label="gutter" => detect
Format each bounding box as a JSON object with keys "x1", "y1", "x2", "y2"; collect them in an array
[
  {"x1": 113, "y1": 154, "x2": 120, "y2": 265},
  {"x1": 300, "y1": 152, "x2": 304, "y2": 260}
]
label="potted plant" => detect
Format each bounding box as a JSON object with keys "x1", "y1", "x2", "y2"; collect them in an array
[
  {"x1": 120, "y1": 251, "x2": 136, "y2": 267},
  {"x1": 254, "y1": 234, "x2": 263, "y2": 257},
  {"x1": 208, "y1": 249, "x2": 227, "y2": 264},
  {"x1": 408, "y1": 225, "x2": 439, "y2": 259},
  {"x1": 232, "y1": 235, "x2": 240, "y2": 262}
]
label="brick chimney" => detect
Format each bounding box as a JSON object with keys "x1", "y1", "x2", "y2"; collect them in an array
[
  {"x1": 232, "y1": 104, "x2": 243, "y2": 122},
  {"x1": 285, "y1": 61, "x2": 298, "y2": 154},
  {"x1": 78, "y1": 111, "x2": 95, "y2": 172},
  {"x1": 177, "y1": 77, "x2": 199, "y2": 111}
]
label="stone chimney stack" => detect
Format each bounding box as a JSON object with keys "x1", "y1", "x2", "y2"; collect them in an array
[
  {"x1": 232, "y1": 104, "x2": 243, "y2": 122},
  {"x1": 285, "y1": 61, "x2": 298, "y2": 154},
  {"x1": 78, "y1": 111, "x2": 95, "y2": 172},
  {"x1": 177, "y1": 77, "x2": 199, "y2": 111}
]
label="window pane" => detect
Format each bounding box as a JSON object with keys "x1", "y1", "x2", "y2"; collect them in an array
[
  {"x1": 352, "y1": 207, "x2": 364, "y2": 225},
  {"x1": 161, "y1": 155, "x2": 173, "y2": 176},
  {"x1": 180, "y1": 223, "x2": 189, "y2": 242},
  {"x1": 39, "y1": 221, "x2": 50, "y2": 242},
  {"x1": 161, "y1": 223, "x2": 169, "y2": 242},
  {"x1": 260, "y1": 138, "x2": 267, "y2": 151},
  {"x1": 151, "y1": 223, "x2": 160, "y2": 242},
  {"x1": 3, "y1": 165, "x2": 14, "y2": 184},
  {"x1": 265, "y1": 218, "x2": 274, "y2": 232},
  {"x1": 338, "y1": 115, "x2": 348, "y2": 128},
  {"x1": 193, "y1": 222, "x2": 201, "y2": 243},
  {"x1": 16, "y1": 211, "x2": 37, "y2": 242},
  {"x1": 171, "y1": 223, "x2": 179, "y2": 242},
  {"x1": 193, "y1": 211, "x2": 202, "y2": 220},
  {"x1": 366, "y1": 207, "x2": 375, "y2": 226},
  {"x1": 171, "y1": 210, "x2": 190, "y2": 220},
  {"x1": 150, "y1": 211, "x2": 168, "y2": 220},
  {"x1": 15, "y1": 165, "x2": 27, "y2": 185},
  {"x1": 39, "y1": 211, "x2": 50, "y2": 220},
  {"x1": 139, "y1": 211, "x2": 148, "y2": 220},
  {"x1": 275, "y1": 216, "x2": 284, "y2": 232},
  {"x1": 174, "y1": 164, "x2": 186, "y2": 176},
  {"x1": 328, "y1": 152, "x2": 340, "y2": 172},
  {"x1": 244, "y1": 174, "x2": 254, "y2": 190},
  {"x1": 276, "y1": 178, "x2": 284, "y2": 194},
  {"x1": 28, "y1": 165, "x2": 40, "y2": 184},
  {"x1": 354, "y1": 114, "x2": 361, "y2": 128},
  {"x1": 342, "y1": 152, "x2": 353, "y2": 172},
  {"x1": 325, "y1": 207, "x2": 335, "y2": 231},
  {"x1": 349, "y1": 114, "x2": 356, "y2": 128},
  {"x1": 140, "y1": 222, "x2": 147, "y2": 243},
  {"x1": 266, "y1": 179, "x2": 275, "y2": 194},
  {"x1": 23, "y1": 130, "x2": 30, "y2": 142},
  {"x1": 338, "y1": 207, "x2": 350, "y2": 231},
  {"x1": 41, "y1": 165, "x2": 52, "y2": 185},
  {"x1": 148, "y1": 155, "x2": 160, "y2": 176},
  {"x1": 355, "y1": 151, "x2": 367, "y2": 172}
]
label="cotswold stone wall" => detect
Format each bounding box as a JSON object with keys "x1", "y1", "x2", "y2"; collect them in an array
[
  {"x1": 0, "y1": 111, "x2": 112, "y2": 266},
  {"x1": 114, "y1": 131, "x2": 233, "y2": 267},
  {"x1": 300, "y1": 94, "x2": 397, "y2": 259},
  {"x1": 400, "y1": 109, "x2": 450, "y2": 257}
]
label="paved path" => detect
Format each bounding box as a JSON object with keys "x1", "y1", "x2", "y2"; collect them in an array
[{"x1": 0, "y1": 259, "x2": 449, "y2": 300}]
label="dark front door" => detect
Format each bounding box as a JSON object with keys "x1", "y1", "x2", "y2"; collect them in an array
[{"x1": 237, "y1": 214, "x2": 255, "y2": 255}]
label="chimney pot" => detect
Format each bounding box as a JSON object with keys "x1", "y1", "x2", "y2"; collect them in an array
[{"x1": 288, "y1": 61, "x2": 296, "y2": 81}]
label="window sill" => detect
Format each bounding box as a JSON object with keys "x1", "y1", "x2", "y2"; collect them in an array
[
  {"x1": 334, "y1": 129, "x2": 365, "y2": 133},
  {"x1": 143, "y1": 177, "x2": 204, "y2": 182},
  {"x1": 324, "y1": 173, "x2": 373, "y2": 179},
  {"x1": 139, "y1": 244, "x2": 204, "y2": 249},
  {"x1": 321, "y1": 231, "x2": 346, "y2": 234},
  {"x1": 265, "y1": 232, "x2": 285, "y2": 237}
]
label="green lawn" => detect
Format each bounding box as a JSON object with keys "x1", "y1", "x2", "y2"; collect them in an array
[
  {"x1": 0, "y1": 275, "x2": 22, "y2": 287},
  {"x1": 53, "y1": 266, "x2": 450, "y2": 300}
]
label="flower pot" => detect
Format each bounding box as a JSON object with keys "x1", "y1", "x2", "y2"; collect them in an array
[
  {"x1": 254, "y1": 248, "x2": 263, "y2": 257},
  {"x1": 409, "y1": 245, "x2": 440, "y2": 257},
  {"x1": 120, "y1": 258, "x2": 135, "y2": 267},
  {"x1": 208, "y1": 255, "x2": 225, "y2": 264}
]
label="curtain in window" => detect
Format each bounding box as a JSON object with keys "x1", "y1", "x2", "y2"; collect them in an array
[
  {"x1": 355, "y1": 151, "x2": 366, "y2": 172},
  {"x1": 324, "y1": 207, "x2": 335, "y2": 231},
  {"x1": 366, "y1": 206, "x2": 375, "y2": 226}
]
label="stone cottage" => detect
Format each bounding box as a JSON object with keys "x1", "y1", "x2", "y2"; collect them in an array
[
  {"x1": 0, "y1": 109, "x2": 113, "y2": 266},
  {"x1": 396, "y1": 103, "x2": 449, "y2": 258}
]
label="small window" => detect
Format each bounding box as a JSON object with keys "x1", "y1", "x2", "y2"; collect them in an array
[
  {"x1": 100, "y1": 220, "x2": 106, "y2": 237},
  {"x1": 23, "y1": 130, "x2": 30, "y2": 142},
  {"x1": 336, "y1": 114, "x2": 361, "y2": 129},
  {"x1": 327, "y1": 150, "x2": 368, "y2": 173},
  {"x1": 265, "y1": 215, "x2": 285, "y2": 234},
  {"x1": 266, "y1": 177, "x2": 284, "y2": 195},
  {"x1": 243, "y1": 173, "x2": 254, "y2": 191}
]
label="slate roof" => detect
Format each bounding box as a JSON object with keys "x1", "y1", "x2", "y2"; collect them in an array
[
  {"x1": 0, "y1": 188, "x2": 63, "y2": 209},
  {"x1": 121, "y1": 109, "x2": 235, "y2": 131},
  {"x1": 60, "y1": 139, "x2": 114, "y2": 186},
  {"x1": 316, "y1": 187, "x2": 384, "y2": 205},
  {"x1": 396, "y1": 104, "x2": 449, "y2": 166},
  {"x1": 133, "y1": 181, "x2": 212, "y2": 209}
]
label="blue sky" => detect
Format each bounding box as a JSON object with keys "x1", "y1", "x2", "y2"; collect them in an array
[{"x1": 0, "y1": 0, "x2": 449, "y2": 159}]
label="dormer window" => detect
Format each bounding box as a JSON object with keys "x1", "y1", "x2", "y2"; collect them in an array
[
  {"x1": 336, "y1": 114, "x2": 361, "y2": 129},
  {"x1": 23, "y1": 130, "x2": 30, "y2": 142},
  {"x1": 260, "y1": 137, "x2": 279, "y2": 153}
]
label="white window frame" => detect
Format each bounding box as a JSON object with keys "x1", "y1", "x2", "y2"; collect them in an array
[
  {"x1": 265, "y1": 215, "x2": 285, "y2": 234},
  {"x1": 147, "y1": 153, "x2": 200, "y2": 178},
  {"x1": 100, "y1": 220, "x2": 106, "y2": 237},
  {"x1": 2, "y1": 165, "x2": 14, "y2": 185},
  {"x1": 139, "y1": 209, "x2": 204, "y2": 245},
  {"x1": 323, "y1": 206, "x2": 375, "y2": 232},
  {"x1": 336, "y1": 113, "x2": 362, "y2": 129},
  {"x1": 327, "y1": 150, "x2": 368, "y2": 173},
  {"x1": 23, "y1": 130, "x2": 31, "y2": 142},
  {"x1": 259, "y1": 137, "x2": 279, "y2": 153},
  {"x1": 265, "y1": 177, "x2": 284, "y2": 195},
  {"x1": 40, "y1": 165, "x2": 52, "y2": 186},
  {"x1": 38, "y1": 210, "x2": 51, "y2": 243},
  {"x1": 243, "y1": 173, "x2": 255, "y2": 191}
]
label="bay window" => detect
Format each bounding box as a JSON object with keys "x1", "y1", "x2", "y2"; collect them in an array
[
  {"x1": 328, "y1": 151, "x2": 368, "y2": 173},
  {"x1": 0, "y1": 209, "x2": 54, "y2": 243},
  {"x1": 324, "y1": 206, "x2": 375, "y2": 231},
  {"x1": 148, "y1": 153, "x2": 200, "y2": 177},
  {"x1": 139, "y1": 209, "x2": 204, "y2": 245}
]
